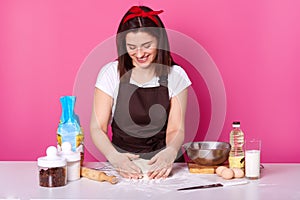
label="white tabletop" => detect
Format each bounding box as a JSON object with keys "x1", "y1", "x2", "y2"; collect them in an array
[{"x1": 0, "y1": 161, "x2": 299, "y2": 200}]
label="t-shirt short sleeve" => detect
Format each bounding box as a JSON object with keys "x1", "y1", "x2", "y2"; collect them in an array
[
  {"x1": 168, "y1": 65, "x2": 192, "y2": 97},
  {"x1": 95, "y1": 61, "x2": 119, "y2": 97}
]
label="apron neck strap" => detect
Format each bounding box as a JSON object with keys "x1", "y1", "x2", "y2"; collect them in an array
[
  {"x1": 120, "y1": 70, "x2": 132, "y2": 83},
  {"x1": 120, "y1": 68, "x2": 168, "y2": 87},
  {"x1": 158, "y1": 75, "x2": 168, "y2": 87}
]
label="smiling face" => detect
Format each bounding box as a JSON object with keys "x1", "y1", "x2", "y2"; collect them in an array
[{"x1": 125, "y1": 31, "x2": 158, "y2": 69}]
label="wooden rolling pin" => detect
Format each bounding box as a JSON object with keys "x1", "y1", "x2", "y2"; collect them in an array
[{"x1": 81, "y1": 167, "x2": 118, "y2": 184}]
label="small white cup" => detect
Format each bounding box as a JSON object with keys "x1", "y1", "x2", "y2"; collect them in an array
[{"x1": 245, "y1": 139, "x2": 261, "y2": 179}]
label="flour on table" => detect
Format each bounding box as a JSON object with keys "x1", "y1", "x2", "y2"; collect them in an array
[{"x1": 132, "y1": 158, "x2": 151, "y2": 180}]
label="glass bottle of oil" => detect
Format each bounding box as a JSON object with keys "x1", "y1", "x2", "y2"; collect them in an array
[{"x1": 229, "y1": 121, "x2": 245, "y2": 169}]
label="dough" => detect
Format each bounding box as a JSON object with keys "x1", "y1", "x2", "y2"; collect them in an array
[{"x1": 132, "y1": 158, "x2": 151, "y2": 180}]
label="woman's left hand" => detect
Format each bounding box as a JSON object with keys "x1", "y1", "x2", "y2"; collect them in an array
[{"x1": 147, "y1": 147, "x2": 178, "y2": 179}]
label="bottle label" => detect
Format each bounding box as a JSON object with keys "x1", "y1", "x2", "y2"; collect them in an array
[{"x1": 229, "y1": 156, "x2": 245, "y2": 169}]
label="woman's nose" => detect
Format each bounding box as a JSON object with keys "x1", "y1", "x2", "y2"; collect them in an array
[{"x1": 136, "y1": 48, "x2": 145, "y2": 57}]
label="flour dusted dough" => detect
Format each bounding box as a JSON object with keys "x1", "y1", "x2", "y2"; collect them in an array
[{"x1": 132, "y1": 158, "x2": 151, "y2": 180}]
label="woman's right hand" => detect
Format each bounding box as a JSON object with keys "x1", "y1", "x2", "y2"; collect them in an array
[{"x1": 107, "y1": 152, "x2": 142, "y2": 179}]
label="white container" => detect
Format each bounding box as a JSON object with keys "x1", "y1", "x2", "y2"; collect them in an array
[
  {"x1": 59, "y1": 142, "x2": 81, "y2": 181},
  {"x1": 37, "y1": 146, "x2": 67, "y2": 187}
]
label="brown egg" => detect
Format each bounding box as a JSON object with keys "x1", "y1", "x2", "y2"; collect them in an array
[
  {"x1": 232, "y1": 168, "x2": 245, "y2": 178},
  {"x1": 216, "y1": 166, "x2": 227, "y2": 176},
  {"x1": 221, "y1": 168, "x2": 234, "y2": 180}
]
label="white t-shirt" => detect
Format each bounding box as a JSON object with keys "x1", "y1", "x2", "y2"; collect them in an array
[{"x1": 95, "y1": 61, "x2": 192, "y2": 116}]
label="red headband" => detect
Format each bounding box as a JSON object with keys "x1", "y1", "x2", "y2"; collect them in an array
[{"x1": 122, "y1": 6, "x2": 163, "y2": 26}]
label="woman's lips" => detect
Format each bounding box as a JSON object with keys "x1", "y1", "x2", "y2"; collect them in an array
[{"x1": 136, "y1": 55, "x2": 149, "y2": 63}]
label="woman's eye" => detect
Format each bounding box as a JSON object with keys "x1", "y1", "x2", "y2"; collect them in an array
[
  {"x1": 144, "y1": 44, "x2": 151, "y2": 49},
  {"x1": 128, "y1": 46, "x2": 136, "y2": 50}
]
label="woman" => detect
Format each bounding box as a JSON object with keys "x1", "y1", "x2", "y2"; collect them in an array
[{"x1": 90, "y1": 6, "x2": 191, "y2": 179}]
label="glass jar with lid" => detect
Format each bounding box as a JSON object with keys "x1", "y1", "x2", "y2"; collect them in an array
[{"x1": 37, "y1": 146, "x2": 67, "y2": 187}]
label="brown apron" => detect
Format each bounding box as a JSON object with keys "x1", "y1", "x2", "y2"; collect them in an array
[{"x1": 111, "y1": 70, "x2": 184, "y2": 161}]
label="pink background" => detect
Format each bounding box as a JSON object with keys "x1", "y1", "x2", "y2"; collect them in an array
[{"x1": 1, "y1": 0, "x2": 299, "y2": 163}]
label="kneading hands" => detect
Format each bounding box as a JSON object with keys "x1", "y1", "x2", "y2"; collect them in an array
[{"x1": 107, "y1": 147, "x2": 178, "y2": 179}]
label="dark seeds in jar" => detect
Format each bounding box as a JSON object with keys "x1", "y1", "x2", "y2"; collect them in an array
[{"x1": 39, "y1": 167, "x2": 66, "y2": 187}]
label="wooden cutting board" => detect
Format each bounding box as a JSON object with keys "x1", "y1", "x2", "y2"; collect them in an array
[{"x1": 187, "y1": 162, "x2": 228, "y2": 174}]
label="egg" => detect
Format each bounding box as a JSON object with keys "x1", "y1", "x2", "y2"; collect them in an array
[
  {"x1": 216, "y1": 166, "x2": 227, "y2": 176},
  {"x1": 232, "y1": 168, "x2": 245, "y2": 178},
  {"x1": 221, "y1": 168, "x2": 234, "y2": 180}
]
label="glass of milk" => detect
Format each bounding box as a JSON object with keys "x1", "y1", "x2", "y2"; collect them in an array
[{"x1": 245, "y1": 139, "x2": 261, "y2": 179}]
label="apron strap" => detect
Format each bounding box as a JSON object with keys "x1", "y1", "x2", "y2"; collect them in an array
[
  {"x1": 120, "y1": 68, "x2": 169, "y2": 87},
  {"x1": 158, "y1": 75, "x2": 168, "y2": 87}
]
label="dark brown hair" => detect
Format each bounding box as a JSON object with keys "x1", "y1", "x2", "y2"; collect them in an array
[{"x1": 116, "y1": 6, "x2": 177, "y2": 78}]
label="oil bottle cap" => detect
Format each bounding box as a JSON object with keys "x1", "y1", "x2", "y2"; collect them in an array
[
  {"x1": 59, "y1": 142, "x2": 81, "y2": 162},
  {"x1": 232, "y1": 121, "x2": 240, "y2": 128},
  {"x1": 38, "y1": 146, "x2": 66, "y2": 168}
]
